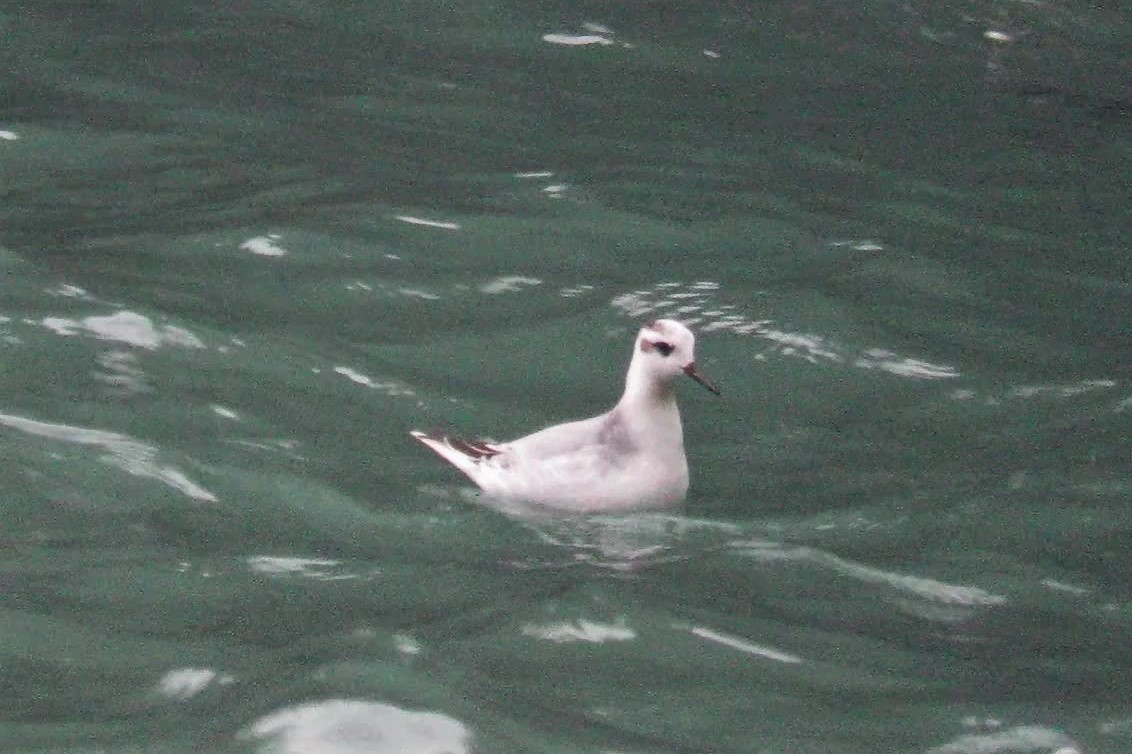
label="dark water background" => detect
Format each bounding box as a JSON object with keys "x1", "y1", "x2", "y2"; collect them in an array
[{"x1": 1, "y1": 1, "x2": 1130, "y2": 752}]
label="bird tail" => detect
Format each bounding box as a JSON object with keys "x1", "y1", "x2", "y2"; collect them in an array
[{"x1": 410, "y1": 430, "x2": 502, "y2": 483}]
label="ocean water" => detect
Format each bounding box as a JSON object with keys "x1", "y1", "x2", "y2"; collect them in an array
[{"x1": 1, "y1": 1, "x2": 1130, "y2": 752}]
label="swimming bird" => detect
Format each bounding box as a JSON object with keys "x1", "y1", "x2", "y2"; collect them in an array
[{"x1": 410, "y1": 319, "x2": 719, "y2": 512}]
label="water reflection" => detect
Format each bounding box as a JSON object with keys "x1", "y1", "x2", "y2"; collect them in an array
[
  {"x1": 477, "y1": 501, "x2": 740, "y2": 572},
  {"x1": 242, "y1": 699, "x2": 471, "y2": 754}
]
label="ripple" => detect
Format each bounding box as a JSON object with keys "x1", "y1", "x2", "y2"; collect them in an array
[
  {"x1": 926, "y1": 725, "x2": 1080, "y2": 754},
  {"x1": 952, "y1": 379, "x2": 1119, "y2": 405},
  {"x1": 731, "y1": 539, "x2": 1006, "y2": 615},
  {"x1": 478, "y1": 276, "x2": 542, "y2": 294},
  {"x1": 0, "y1": 411, "x2": 217, "y2": 502},
  {"x1": 855, "y1": 349, "x2": 960, "y2": 379},
  {"x1": 45, "y1": 283, "x2": 98, "y2": 300},
  {"x1": 333, "y1": 366, "x2": 416, "y2": 397},
  {"x1": 94, "y1": 349, "x2": 151, "y2": 395},
  {"x1": 559, "y1": 284, "x2": 595, "y2": 298},
  {"x1": 1006, "y1": 379, "x2": 1116, "y2": 399},
  {"x1": 246, "y1": 555, "x2": 348, "y2": 579},
  {"x1": 611, "y1": 281, "x2": 959, "y2": 379}
]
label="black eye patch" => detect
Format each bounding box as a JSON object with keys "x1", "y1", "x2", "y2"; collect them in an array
[{"x1": 653, "y1": 341, "x2": 675, "y2": 357}]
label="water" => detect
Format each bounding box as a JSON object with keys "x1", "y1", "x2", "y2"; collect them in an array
[{"x1": 1, "y1": 1, "x2": 1130, "y2": 752}]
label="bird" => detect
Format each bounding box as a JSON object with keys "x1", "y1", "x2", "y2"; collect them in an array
[{"x1": 410, "y1": 319, "x2": 719, "y2": 512}]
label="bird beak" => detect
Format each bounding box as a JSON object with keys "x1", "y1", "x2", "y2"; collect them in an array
[{"x1": 683, "y1": 362, "x2": 721, "y2": 395}]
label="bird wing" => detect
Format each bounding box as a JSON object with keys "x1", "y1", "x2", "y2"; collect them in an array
[
  {"x1": 505, "y1": 413, "x2": 611, "y2": 459},
  {"x1": 426, "y1": 433, "x2": 503, "y2": 459},
  {"x1": 410, "y1": 410, "x2": 646, "y2": 507}
]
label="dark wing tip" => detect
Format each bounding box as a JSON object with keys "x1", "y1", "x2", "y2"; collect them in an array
[
  {"x1": 411, "y1": 430, "x2": 502, "y2": 459},
  {"x1": 448, "y1": 437, "x2": 503, "y2": 459}
]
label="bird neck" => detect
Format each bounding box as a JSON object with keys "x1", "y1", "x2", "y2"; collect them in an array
[
  {"x1": 615, "y1": 371, "x2": 685, "y2": 456},
  {"x1": 618, "y1": 357, "x2": 679, "y2": 413}
]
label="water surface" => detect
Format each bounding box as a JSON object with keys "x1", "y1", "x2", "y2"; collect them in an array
[{"x1": 1, "y1": 1, "x2": 1130, "y2": 752}]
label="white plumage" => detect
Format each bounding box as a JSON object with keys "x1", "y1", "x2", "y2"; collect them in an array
[{"x1": 411, "y1": 319, "x2": 719, "y2": 512}]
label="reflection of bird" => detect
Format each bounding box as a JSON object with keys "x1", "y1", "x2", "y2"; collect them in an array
[{"x1": 411, "y1": 320, "x2": 719, "y2": 512}]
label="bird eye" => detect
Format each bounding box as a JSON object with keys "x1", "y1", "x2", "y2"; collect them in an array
[{"x1": 654, "y1": 341, "x2": 674, "y2": 357}]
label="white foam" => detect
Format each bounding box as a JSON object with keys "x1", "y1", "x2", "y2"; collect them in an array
[
  {"x1": 1007, "y1": 379, "x2": 1115, "y2": 399},
  {"x1": 559, "y1": 285, "x2": 595, "y2": 298},
  {"x1": 397, "y1": 287, "x2": 441, "y2": 300},
  {"x1": 246, "y1": 556, "x2": 341, "y2": 575},
  {"x1": 394, "y1": 215, "x2": 461, "y2": 230},
  {"x1": 155, "y1": 667, "x2": 234, "y2": 700},
  {"x1": 479, "y1": 276, "x2": 542, "y2": 294},
  {"x1": 1040, "y1": 578, "x2": 1089, "y2": 595},
  {"x1": 47, "y1": 284, "x2": 94, "y2": 299},
  {"x1": 211, "y1": 405, "x2": 240, "y2": 420},
  {"x1": 542, "y1": 33, "x2": 613, "y2": 46},
  {"x1": 856, "y1": 349, "x2": 959, "y2": 380},
  {"x1": 242, "y1": 700, "x2": 471, "y2": 754},
  {"x1": 927, "y1": 725, "x2": 1078, "y2": 754},
  {"x1": 334, "y1": 366, "x2": 379, "y2": 388},
  {"x1": 689, "y1": 626, "x2": 803, "y2": 664},
  {"x1": 42, "y1": 310, "x2": 205, "y2": 350},
  {"x1": 521, "y1": 618, "x2": 635, "y2": 644},
  {"x1": 239, "y1": 234, "x2": 288, "y2": 257},
  {"x1": 983, "y1": 30, "x2": 1014, "y2": 43},
  {"x1": 393, "y1": 632, "x2": 422, "y2": 656}
]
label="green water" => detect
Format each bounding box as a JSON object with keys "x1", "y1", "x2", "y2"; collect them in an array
[{"x1": 0, "y1": 1, "x2": 1130, "y2": 752}]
